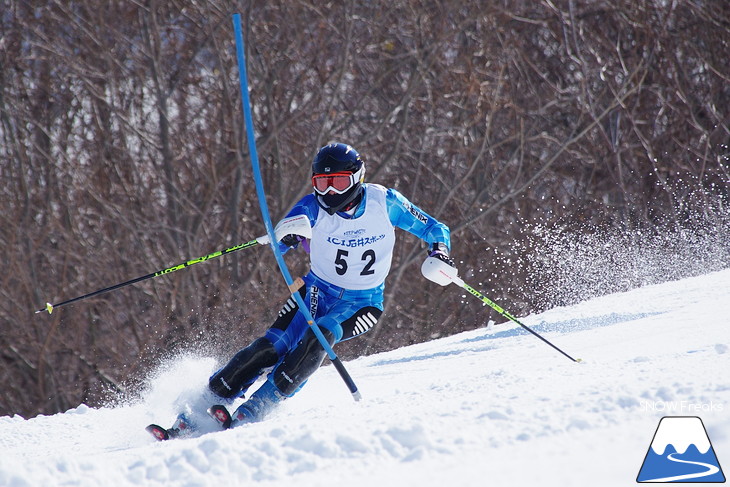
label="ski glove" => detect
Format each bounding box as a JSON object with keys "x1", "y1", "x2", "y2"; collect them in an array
[
  {"x1": 281, "y1": 234, "x2": 303, "y2": 248},
  {"x1": 280, "y1": 234, "x2": 311, "y2": 253},
  {"x1": 427, "y1": 242, "x2": 455, "y2": 267}
]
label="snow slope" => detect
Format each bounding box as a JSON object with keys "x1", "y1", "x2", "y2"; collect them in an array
[{"x1": 1, "y1": 269, "x2": 729, "y2": 487}]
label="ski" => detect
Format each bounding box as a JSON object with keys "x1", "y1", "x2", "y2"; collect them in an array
[
  {"x1": 207, "y1": 404, "x2": 233, "y2": 430},
  {"x1": 145, "y1": 413, "x2": 193, "y2": 441},
  {"x1": 145, "y1": 423, "x2": 172, "y2": 441},
  {"x1": 146, "y1": 407, "x2": 233, "y2": 441}
]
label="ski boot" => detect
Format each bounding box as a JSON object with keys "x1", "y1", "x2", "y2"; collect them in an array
[
  {"x1": 207, "y1": 379, "x2": 286, "y2": 430},
  {"x1": 146, "y1": 412, "x2": 195, "y2": 441}
]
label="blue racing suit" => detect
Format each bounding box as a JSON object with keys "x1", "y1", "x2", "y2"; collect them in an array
[{"x1": 208, "y1": 183, "x2": 450, "y2": 422}]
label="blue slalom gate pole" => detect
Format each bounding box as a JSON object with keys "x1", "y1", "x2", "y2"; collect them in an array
[{"x1": 231, "y1": 14, "x2": 361, "y2": 401}]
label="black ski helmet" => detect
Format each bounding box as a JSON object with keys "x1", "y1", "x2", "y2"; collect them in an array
[{"x1": 311, "y1": 143, "x2": 365, "y2": 215}]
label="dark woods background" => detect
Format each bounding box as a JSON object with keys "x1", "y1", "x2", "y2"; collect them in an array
[{"x1": 1, "y1": 1, "x2": 728, "y2": 417}]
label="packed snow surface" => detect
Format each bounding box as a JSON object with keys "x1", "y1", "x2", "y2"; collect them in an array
[{"x1": 1, "y1": 269, "x2": 729, "y2": 486}]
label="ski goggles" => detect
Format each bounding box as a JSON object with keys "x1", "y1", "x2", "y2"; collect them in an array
[{"x1": 311, "y1": 167, "x2": 363, "y2": 195}]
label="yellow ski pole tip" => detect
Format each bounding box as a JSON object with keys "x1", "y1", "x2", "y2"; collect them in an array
[{"x1": 45, "y1": 303, "x2": 54, "y2": 314}]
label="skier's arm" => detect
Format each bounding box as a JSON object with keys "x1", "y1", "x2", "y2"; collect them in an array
[
  {"x1": 385, "y1": 188, "x2": 451, "y2": 250},
  {"x1": 386, "y1": 188, "x2": 457, "y2": 285}
]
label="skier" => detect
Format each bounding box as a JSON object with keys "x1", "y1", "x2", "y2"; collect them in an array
[{"x1": 151, "y1": 142, "x2": 457, "y2": 439}]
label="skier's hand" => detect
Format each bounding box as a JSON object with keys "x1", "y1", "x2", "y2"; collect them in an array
[
  {"x1": 427, "y1": 242, "x2": 455, "y2": 267},
  {"x1": 421, "y1": 243, "x2": 458, "y2": 286},
  {"x1": 281, "y1": 234, "x2": 303, "y2": 248},
  {"x1": 274, "y1": 214, "x2": 312, "y2": 242}
]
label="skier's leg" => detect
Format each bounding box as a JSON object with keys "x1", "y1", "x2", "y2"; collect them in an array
[
  {"x1": 260, "y1": 284, "x2": 311, "y2": 356},
  {"x1": 261, "y1": 305, "x2": 381, "y2": 398},
  {"x1": 208, "y1": 286, "x2": 309, "y2": 399},
  {"x1": 229, "y1": 327, "x2": 334, "y2": 425},
  {"x1": 271, "y1": 326, "x2": 335, "y2": 396},
  {"x1": 226, "y1": 294, "x2": 381, "y2": 425},
  {"x1": 208, "y1": 337, "x2": 278, "y2": 398},
  {"x1": 337, "y1": 306, "x2": 383, "y2": 342}
]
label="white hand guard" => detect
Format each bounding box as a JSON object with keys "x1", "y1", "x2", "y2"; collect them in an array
[
  {"x1": 421, "y1": 255, "x2": 459, "y2": 286},
  {"x1": 274, "y1": 214, "x2": 312, "y2": 241},
  {"x1": 257, "y1": 214, "x2": 312, "y2": 245}
]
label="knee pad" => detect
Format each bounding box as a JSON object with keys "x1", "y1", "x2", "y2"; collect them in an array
[
  {"x1": 209, "y1": 337, "x2": 278, "y2": 398},
  {"x1": 271, "y1": 327, "x2": 334, "y2": 396}
]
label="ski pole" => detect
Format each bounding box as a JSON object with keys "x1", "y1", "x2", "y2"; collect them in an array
[
  {"x1": 423, "y1": 258, "x2": 580, "y2": 362},
  {"x1": 453, "y1": 276, "x2": 582, "y2": 362},
  {"x1": 35, "y1": 237, "x2": 267, "y2": 315},
  {"x1": 232, "y1": 13, "x2": 361, "y2": 401}
]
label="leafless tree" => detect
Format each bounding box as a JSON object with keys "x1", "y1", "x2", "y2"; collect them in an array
[{"x1": 1, "y1": 0, "x2": 727, "y2": 417}]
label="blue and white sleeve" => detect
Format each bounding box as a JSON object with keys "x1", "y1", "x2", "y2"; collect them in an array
[{"x1": 386, "y1": 188, "x2": 451, "y2": 250}]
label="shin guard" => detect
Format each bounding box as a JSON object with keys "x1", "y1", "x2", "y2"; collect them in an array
[
  {"x1": 209, "y1": 337, "x2": 278, "y2": 398},
  {"x1": 271, "y1": 327, "x2": 335, "y2": 396}
]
